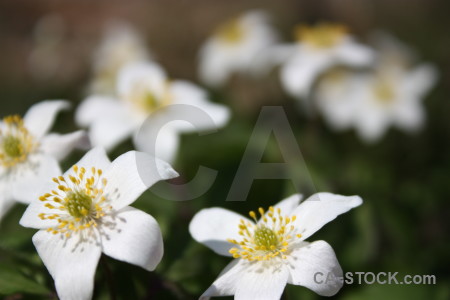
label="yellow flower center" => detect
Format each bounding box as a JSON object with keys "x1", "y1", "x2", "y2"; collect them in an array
[
  {"x1": 0, "y1": 115, "x2": 37, "y2": 168},
  {"x1": 295, "y1": 23, "x2": 347, "y2": 49},
  {"x1": 228, "y1": 207, "x2": 302, "y2": 261},
  {"x1": 38, "y1": 165, "x2": 112, "y2": 238},
  {"x1": 126, "y1": 80, "x2": 172, "y2": 113},
  {"x1": 373, "y1": 79, "x2": 396, "y2": 104},
  {"x1": 216, "y1": 18, "x2": 245, "y2": 44}
]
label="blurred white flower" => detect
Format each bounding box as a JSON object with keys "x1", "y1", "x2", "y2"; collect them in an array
[
  {"x1": 279, "y1": 23, "x2": 375, "y2": 99},
  {"x1": 20, "y1": 147, "x2": 179, "y2": 300},
  {"x1": 77, "y1": 61, "x2": 230, "y2": 162},
  {"x1": 0, "y1": 101, "x2": 86, "y2": 221},
  {"x1": 88, "y1": 22, "x2": 151, "y2": 95},
  {"x1": 189, "y1": 193, "x2": 362, "y2": 299},
  {"x1": 316, "y1": 34, "x2": 438, "y2": 142},
  {"x1": 198, "y1": 10, "x2": 279, "y2": 87}
]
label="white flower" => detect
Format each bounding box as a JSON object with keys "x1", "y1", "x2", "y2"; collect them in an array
[
  {"x1": 0, "y1": 100, "x2": 86, "y2": 221},
  {"x1": 279, "y1": 23, "x2": 374, "y2": 99},
  {"x1": 315, "y1": 35, "x2": 438, "y2": 142},
  {"x1": 77, "y1": 61, "x2": 230, "y2": 162},
  {"x1": 189, "y1": 193, "x2": 362, "y2": 299},
  {"x1": 198, "y1": 10, "x2": 279, "y2": 87},
  {"x1": 88, "y1": 22, "x2": 151, "y2": 95},
  {"x1": 20, "y1": 147, "x2": 179, "y2": 300}
]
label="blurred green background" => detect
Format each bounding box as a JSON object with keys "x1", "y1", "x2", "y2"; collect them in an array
[{"x1": 0, "y1": 0, "x2": 449, "y2": 299}]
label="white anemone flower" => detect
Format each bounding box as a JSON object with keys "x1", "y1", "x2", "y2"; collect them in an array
[
  {"x1": 88, "y1": 22, "x2": 151, "y2": 95},
  {"x1": 77, "y1": 61, "x2": 230, "y2": 162},
  {"x1": 0, "y1": 100, "x2": 86, "y2": 221},
  {"x1": 279, "y1": 23, "x2": 375, "y2": 100},
  {"x1": 189, "y1": 193, "x2": 362, "y2": 299},
  {"x1": 315, "y1": 35, "x2": 438, "y2": 142},
  {"x1": 20, "y1": 146, "x2": 179, "y2": 300},
  {"x1": 198, "y1": 10, "x2": 279, "y2": 87}
]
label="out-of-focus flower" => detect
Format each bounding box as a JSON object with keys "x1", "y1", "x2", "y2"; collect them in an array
[
  {"x1": 189, "y1": 193, "x2": 362, "y2": 299},
  {"x1": 77, "y1": 61, "x2": 230, "y2": 162},
  {"x1": 279, "y1": 23, "x2": 374, "y2": 100},
  {"x1": 20, "y1": 147, "x2": 178, "y2": 300},
  {"x1": 0, "y1": 101, "x2": 86, "y2": 221},
  {"x1": 316, "y1": 34, "x2": 438, "y2": 142},
  {"x1": 88, "y1": 22, "x2": 151, "y2": 95},
  {"x1": 28, "y1": 14, "x2": 67, "y2": 82},
  {"x1": 198, "y1": 10, "x2": 279, "y2": 87}
]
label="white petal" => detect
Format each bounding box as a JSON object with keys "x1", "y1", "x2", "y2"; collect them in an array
[
  {"x1": 200, "y1": 259, "x2": 243, "y2": 299},
  {"x1": 290, "y1": 193, "x2": 362, "y2": 241},
  {"x1": 405, "y1": 63, "x2": 438, "y2": 97},
  {"x1": 189, "y1": 208, "x2": 251, "y2": 256},
  {"x1": 12, "y1": 154, "x2": 61, "y2": 204},
  {"x1": 89, "y1": 111, "x2": 140, "y2": 151},
  {"x1": 101, "y1": 207, "x2": 163, "y2": 271},
  {"x1": 287, "y1": 240, "x2": 343, "y2": 296},
  {"x1": 32, "y1": 230, "x2": 101, "y2": 300},
  {"x1": 198, "y1": 41, "x2": 235, "y2": 87},
  {"x1": 169, "y1": 81, "x2": 231, "y2": 132},
  {"x1": 104, "y1": 151, "x2": 178, "y2": 210},
  {"x1": 315, "y1": 70, "x2": 360, "y2": 130},
  {"x1": 40, "y1": 131, "x2": 89, "y2": 161},
  {"x1": 354, "y1": 106, "x2": 390, "y2": 143},
  {"x1": 335, "y1": 39, "x2": 375, "y2": 67},
  {"x1": 393, "y1": 101, "x2": 425, "y2": 131},
  {"x1": 280, "y1": 52, "x2": 332, "y2": 99},
  {"x1": 69, "y1": 146, "x2": 111, "y2": 174},
  {"x1": 235, "y1": 261, "x2": 289, "y2": 300},
  {"x1": 76, "y1": 96, "x2": 140, "y2": 151},
  {"x1": 75, "y1": 95, "x2": 123, "y2": 127},
  {"x1": 272, "y1": 194, "x2": 303, "y2": 215},
  {"x1": 20, "y1": 181, "x2": 63, "y2": 229},
  {"x1": 117, "y1": 61, "x2": 167, "y2": 98},
  {"x1": 134, "y1": 118, "x2": 180, "y2": 163},
  {"x1": 0, "y1": 189, "x2": 15, "y2": 222},
  {"x1": 251, "y1": 44, "x2": 297, "y2": 77},
  {"x1": 24, "y1": 100, "x2": 70, "y2": 139}
]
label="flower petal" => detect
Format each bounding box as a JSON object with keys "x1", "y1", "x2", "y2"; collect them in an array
[
  {"x1": 117, "y1": 61, "x2": 167, "y2": 99},
  {"x1": 235, "y1": 260, "x2": 289, "y2": 300},
  {"x1": 20, "y1": 180, "x2": 63, "y2": 230},
  {"x1": 335, "y1": 39, "x2": 375, "y2": 67},
  {"x1": 405, "y1": 63, "x2": 438, "y2": 97},
  {"x1": 40, "y1": 131, "x2": 89, "y2": 161},
  {"x1": 32, "y1": 230, "x2": 101, "y2": 300},
  {"x1": 75, "y1": 95, "x2": 123, "y2": 127},
  {"x1": 101, "y1": 207, "x2": 163, "y2": 271},
  {"x1": 76, "y1": 96, "x2": 140, "y2": 151},
  {"x1": 69, "y1": 146, "x2": 111, "y2": 175},
  {"x1": 104, "y1": 151, "x2": 178, "y2": 210},
  {"x1": 200, "y1": 259, "x2": 243, "y2": 299},
  {"x1": 170, "y1": 80, "x2": 231, "y2": 132},
  {"x1": 134, "y1": 120, "x2": 180, "y2": 163},
  {"x1": 12, "y1": 154, "x2": 61, "y2": 204},
  {"x1": 0, "y1": 188, "x2": 15, "y2": 222},
  {"x1": 189, "y1": 208, "x2": 251, "y2": 256},
  {"x1": 24, "y1": 100, "x2": 70, "y2": 139},
  {"x1": 198, "y1": 40, "x2": 235, "y2": 87},
  {"x1": 290, "y1": 192, "x2": 362, "y2": 241},
  {"x1": 272, "y1": 194, "x2": 303, "y2": 215},
  {"x1": 280, "y1": 51, "x2": 332, "y2": 98},
  {"x1": 287, "y1": 240, "x2": 343, "y2": 296}
]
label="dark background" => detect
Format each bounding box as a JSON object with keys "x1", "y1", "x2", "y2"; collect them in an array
[{"x1": 0, "y1": 0, "x2": 449, "y2": 299}]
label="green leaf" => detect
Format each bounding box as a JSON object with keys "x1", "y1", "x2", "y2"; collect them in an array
[{"x1": 0, "y1": 264, "x2": 50, "y2": 295}]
